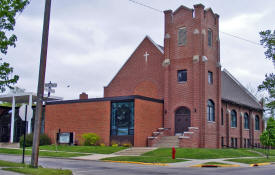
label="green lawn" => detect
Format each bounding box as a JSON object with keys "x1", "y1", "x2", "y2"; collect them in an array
[
  {"x1": 143, "y1": 148, "x2": 260, "y2": 159},
  {"x1": 0, "y1": 160, "x2": 72, "y2": 175},
  {"x1": 253, "y1": 148, "x2": 275, "y2": 156},
  {"x1": 0, "y1": 148, "x2": 86, "y2": 158},
  {"x1": 3, "y1": 167, "x2": 72, "y2": 175},
  {"x1": 0, "y1": 160, "x2": 26, "y2": 167},
  {"x1": 102, "y1": 156, "x2": 187, "y2": 163},
  {"x1": 227, "y1": 157, "x2": 275, "y2": 164},
  {"x1": 37, "y1": 145, "x2": 127, "y2": 154}
]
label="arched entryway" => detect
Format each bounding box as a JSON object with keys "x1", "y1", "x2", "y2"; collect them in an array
[{"x1": 175, "y1": 107, "x2": 191, "y2": 135}]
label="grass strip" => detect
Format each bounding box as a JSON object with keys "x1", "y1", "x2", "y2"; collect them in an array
[
  {"x1": 0, "y1": 160, "x2": 72, "y2": 175},
  {"x1": 0, "y1": 160, "x2": 26, "y2": 167},
  {"x1": 3, "y1": 167, "x2": 72, "y2": 175},
  {"x1": 0, "y1": 148, "x2": 86, "y2": 158},
  {"x1": 143, "y1": 148, "x2": 260, "y2": 159},
  {"x1": 36, "y1": 145, "x2": 127, "y2": 154},
  {"x1": 102, "y1": 156, "x2": 187, "y2": 163},
  {"x1": 227, "y1": 157, "x2": 275, "y2": 164}
]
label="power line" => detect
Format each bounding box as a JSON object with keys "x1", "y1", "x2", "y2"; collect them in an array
[
  {"x1": 128, "y1": 0, "x2": 261, "y2": 47},
  {"x1": 220, "y1": 31, "x2": 261, "y2": 46},
  {"x1": 129, "y1": 0, "x2": 162, "y2": 13}
]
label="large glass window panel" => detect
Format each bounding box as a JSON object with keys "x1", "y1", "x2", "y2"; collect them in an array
[{"x1": 111, "y1": 101, "x2": 134, "y2": 136}]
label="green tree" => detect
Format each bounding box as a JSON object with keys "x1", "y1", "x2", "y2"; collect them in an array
[
  {"x1": 258, "y1": 30, "x2": 275, "y2": 115},
  {"x1": 260, "y1": 30, "x2": 275, "y2": 65},
  {"x1": 0, "y1": 0, "x2": 30, "y2": 92},
  {"x1": 260, "y1": 117, "x2": 275, "y2": 158}
]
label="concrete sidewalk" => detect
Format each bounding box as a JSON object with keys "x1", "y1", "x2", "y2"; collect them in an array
[{"x1": 71, "y1": 153, "x2": 258, "y2": 167}]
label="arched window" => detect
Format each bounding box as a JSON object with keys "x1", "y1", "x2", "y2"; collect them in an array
[
  {"x1": 244, "y1": 113, "x2": 249, "y2": 129},
  {"x1": 231, "y1": 110, "x2": 237, "y2": 127},
  {"x1": 255, "y1": 115, "x2": 260, "y2": 130},
  {"x1": 207, "y1": 100, "x2": 215, "y2": 121}
]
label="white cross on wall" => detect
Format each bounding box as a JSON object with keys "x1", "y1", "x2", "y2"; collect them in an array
[{"x1": 144, "y1": 51, "x2": 149, "y2": 62}]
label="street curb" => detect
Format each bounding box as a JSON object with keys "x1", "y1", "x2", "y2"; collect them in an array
[
  {"x1": 250, "y1": 163, "x2": 271, "y2": 167},
  {"x1": 102, "y1": 160, "x2": 168, "y2": 166},
  {"x1": 190, "y1": 164, "x2": 240, "y2": 168}
]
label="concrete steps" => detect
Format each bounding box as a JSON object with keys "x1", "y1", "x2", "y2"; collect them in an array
[
  {"x1": 152, "y1": 136, "x2": 179, "y2": 148},
  {"x1": 114, "y1": 147, "x2": 157, "y2": 156}
]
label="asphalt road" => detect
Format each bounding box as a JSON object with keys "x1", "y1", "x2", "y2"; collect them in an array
[{"x1": 0, "y1": 154, "x2": 275, "y2": 175}]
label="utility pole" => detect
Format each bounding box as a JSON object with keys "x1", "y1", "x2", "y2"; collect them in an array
[{"x1": 31, "y1": 0, "x2": 52, "y2": 167}]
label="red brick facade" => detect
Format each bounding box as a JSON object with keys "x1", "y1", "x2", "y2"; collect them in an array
[
  {"x1": 45, "y1": 101, "x2": 111, "y2": 145},
  {"x1": 44, "y1": 4, "x2": 263, "y2": 149},
  {"x1": 45, "y1": 97, "x2": 163, "y2": 147}
]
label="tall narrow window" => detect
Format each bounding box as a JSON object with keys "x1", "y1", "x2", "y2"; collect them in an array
[
  {"x1": 244, "y1": 113, "x2": 249, "y2": 129},
  {"x1": 231, "y1": 110, "x2": 237, "y2": 127},
  {"x1": 221, "y1": 137, "x2": 224, "y2": 147},
  {"x1": 235, "y1": 138, "x2": 238, "y2": 148},
  {"x1": 208, "y1": 71, "x2": 213, "y2": 84},
  {"x1": 208, "y1": 29, "x2": 213, "y2": 47},
  {"x1": 231, "y1": 138, "x2": 234, "y2": 148},
  {"x1": 178, "y1": 27, "x2": 187, "y2": 46},
  {"x1": 178, "y1": 70, "x2": 187, "y2": 82},
  {"x1": 207, "y1": 100, "x2": 215, "y2": 121},
  {"x1": 244, "y1": 138, "x2": 246, "y2": 148},
  {"x1": 221, "y1": 108, "x2": 224, "y2": 125},
  {"x1": 255, "y1": 115, "x2": 260, "y2": 130}
]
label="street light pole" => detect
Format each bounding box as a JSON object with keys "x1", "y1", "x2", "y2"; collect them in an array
[{"x1": 31, "y1": 0, "x2": 52, "y2": 167}]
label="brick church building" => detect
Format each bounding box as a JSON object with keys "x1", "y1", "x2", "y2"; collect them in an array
[{"x1": 45, "y1": 4, "x2": 264, "y2": 148}]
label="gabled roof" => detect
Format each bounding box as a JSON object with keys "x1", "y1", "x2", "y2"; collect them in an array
[
  {"x1": 221, "y1": 69, "x2": 263, "y2": 110},
  {"x1": 105, "y1": 35, "x2": 163, "y2": 87}
]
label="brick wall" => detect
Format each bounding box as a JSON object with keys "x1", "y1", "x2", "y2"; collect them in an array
[
  {"x1": 134, "y1": 99, "x2": 163, "y2": 146},
  {"x1": 163, "y1": 4, "x2": 221, "y2": 148},
  {"x1": 45, "y1": 101, "x2": 111, "y2": 145},
  {"x1": 104, "y1": 36, "x2": 164, "y2": 99},
  {"x1": 220, "y1": 102, "x2": 263, "y2": 148}
]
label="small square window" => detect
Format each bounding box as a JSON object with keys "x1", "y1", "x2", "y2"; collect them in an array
[
  {"x1": 208, "y1": 71, "x2": 213, "y2": 84},
  {"x1": 208, "y1": 29, "x2": 213, "y2": 47},
  {"x1": 178, "y1": 70, "x2": 187, "y2": 82}
]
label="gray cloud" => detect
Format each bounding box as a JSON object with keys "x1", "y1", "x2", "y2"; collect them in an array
[{"x1": 2, "y1": 0, "x2": 275, "y2": 100}]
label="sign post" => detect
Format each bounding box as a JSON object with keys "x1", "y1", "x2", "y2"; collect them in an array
[
  {"x1": 45, "y1": 81, "x2": 57, "y2": 98},
  {"x1": 19, "y1": 104, "x2": 28, "y2": 164}
]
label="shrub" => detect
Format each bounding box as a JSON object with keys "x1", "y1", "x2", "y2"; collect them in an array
[
  {"x1": 39, "y1": 134, "x2": 52, "y2": 146},
  {"x1": 19, "y1": 133, "x2": 33, "y2": 147},
  {"x1": 112, "y1": 144, "x2": 118, "y2": 147},
  {"x1": 19, "y1": 133, "x2": 51, "y2": 147},
  {"x1": 100, "y1": 143, "x2": 105, "y2": 147},
  {"x1": 122, "y1": 143, "x2": 132, "y2": 147},
  {"x1": 81, "y1": 133, "x2": 100, "y2": 146}
]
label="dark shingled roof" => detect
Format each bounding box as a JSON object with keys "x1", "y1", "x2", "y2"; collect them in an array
[{"x1": 221, "y1": 69, "x2": 263, "y2": 110}]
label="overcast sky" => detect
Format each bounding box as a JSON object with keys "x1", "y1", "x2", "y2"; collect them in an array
[{"x1": 3, "y1": 0, "x2": 275, "y2": 100}]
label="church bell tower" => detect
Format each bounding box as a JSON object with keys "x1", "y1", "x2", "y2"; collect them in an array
[{"x1": 163, "y1": 4, "x2": 221, "y2": 148}]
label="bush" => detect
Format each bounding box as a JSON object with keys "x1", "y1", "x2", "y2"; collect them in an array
[
  {"x1": 100, "y1": 143, "x2": 105, "y2": 147},
  {"x1": 19, "y1": 134, "x2": 33, "y2": 147},
  {"x1": 39, "y1": 134, "x2": 52, "y2": 146},
  {"x1": 81, "y1": 133, "x2": 100, "y2": 146},
  {"x1": 19, "y1": 133, "x2": 51, "y2": 147}
]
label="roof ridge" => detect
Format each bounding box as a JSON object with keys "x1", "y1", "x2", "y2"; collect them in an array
[
  {"x1": 222, "y1": 68, "x2": 262, "y2": 107},
  {"x1": 145, "y1": 35, "x2": 164, "y2": 54},
  {"x1": 105, "y1": 35, "x2": 163, "y2": 87}
]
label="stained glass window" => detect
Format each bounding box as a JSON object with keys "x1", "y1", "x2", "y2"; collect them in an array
[{"x1": 111, "y1": 101, "x2": 134, "y2": 136}]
